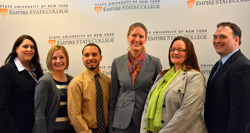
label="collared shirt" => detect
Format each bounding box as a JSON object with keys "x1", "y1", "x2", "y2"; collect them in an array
[
  {"x1": 221, "y1": 48, "x2": 239, "y2": 65},
  {"x1": 14, "y1": 57, "x2": 37, "y2": 82},
  {"x1": 67, "y1": 68, "x2": 111, "y2": 133}
]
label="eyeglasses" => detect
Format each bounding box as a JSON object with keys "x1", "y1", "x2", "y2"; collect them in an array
[{"x1": 169, "y1": 48, "x2": 187, "y2": 52}]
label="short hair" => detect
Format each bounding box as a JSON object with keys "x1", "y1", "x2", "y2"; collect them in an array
[
  {"x1": 4, "y1": 34, "x2": 43, "y2": 77},
  {"x1": 168, "y1": 36, "x2": 200, "y2": 72},
  {"x1": 46, "y1": 45, "x2": 69, "y2": 72},
  {"x1": 217, "y1": 22, "x2": 242, "y2": 45},
  {"x1": 82, "y1": 43, "x2": 102, "y2": 55}
]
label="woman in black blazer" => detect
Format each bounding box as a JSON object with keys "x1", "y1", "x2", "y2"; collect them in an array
[{"x1": 0, "y1": 35, "x2": 43, "y2": 133}]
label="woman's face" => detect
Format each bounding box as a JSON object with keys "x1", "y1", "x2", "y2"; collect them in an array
[
  {"x1": 170, "y1": 40, "x2": 187, "y2": 67},
  {"x1": 127, "y1": 27, "x2": 146, "y2": 53},
  {"x1": 51, "y1": 49, "x2": 67, "y2": 72},
  {"x1": 16, "y1": 39, "x2": 35, "y2": 64}
]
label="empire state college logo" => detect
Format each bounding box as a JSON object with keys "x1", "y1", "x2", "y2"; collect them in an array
[
  {"x1": 0, "y1": 8, "x2": 8, "y2": 17},
  {"x1": 48, "y1": 40, "x2": 56, "y2": 47},
  {"x1": 187, "y1": 0, "x2": 195, "y2": 8},
  {"x1": 94, "y1": 6, "x2": 102, "y2": 14}
]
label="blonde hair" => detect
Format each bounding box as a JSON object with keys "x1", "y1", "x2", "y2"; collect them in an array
[
  {"x1": 127, "y1": 22, "x2": 147, "y2": 51},
  {"x1": 46, "y1": 45, "x2": 69, "y2": 72}
]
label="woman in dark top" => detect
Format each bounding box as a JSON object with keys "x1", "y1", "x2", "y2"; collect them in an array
[
  {"x1": 33, "y1": 45, "x2": 75, "y2": 133},
  {"x1": 0, "y1": 35, "x2": 43, "y2": 133}
]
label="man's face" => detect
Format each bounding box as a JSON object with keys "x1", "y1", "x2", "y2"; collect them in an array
[
  {"x1": 213, "y1": 26, "x2": 239, "y2": 58},
  {"x1": 82, "y1": 46, "x2": 102, "y2": 73}
]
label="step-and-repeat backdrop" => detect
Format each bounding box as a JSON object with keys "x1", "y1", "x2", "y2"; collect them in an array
[{"x1": 1, "y1": 0, "x2": 250, "y2": 82}]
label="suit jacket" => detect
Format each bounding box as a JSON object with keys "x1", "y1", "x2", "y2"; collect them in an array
[
  {"x1": 205, "y1": 50, "x2": 250, "y2": 133},
  {"x1": 141, "y1": 70, "x2": 207, "y2": 133},
  {"x1": 109, "y1": 53, "x2": 162, "y2": 132},
  {"x1": 0, "y1": 62, "x2": 42, "y2": 133}
]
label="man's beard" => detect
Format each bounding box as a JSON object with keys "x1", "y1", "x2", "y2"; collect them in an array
[
  {"x1": 89, "y1": 67, "x2": 97, "y2": 70},
  {"x1": 86, "y1": 62, "x2": 100, "y2": 71}
]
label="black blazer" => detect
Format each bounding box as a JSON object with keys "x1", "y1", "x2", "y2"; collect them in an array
[
  {"x1": 0, "y1": 62, "x2": 42, "y2": 133},
  {"x1": 205, "y1": 50, "x2": 250, "y2": 133}
]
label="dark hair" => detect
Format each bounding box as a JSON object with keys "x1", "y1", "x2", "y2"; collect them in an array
[
  {"x1": 82, "y1": 43, "x2": 102, "y2": 55},
  {"x1": 46, "y1": 45, "x2": 69, "y2": 72},
  {"x1": 161, "y1": 36, "x2": 200, "y2": 75},
  {"x1": 217, "y1": 22, "x2": 242, "y2": 45},
  {"x1": 4, "y1": 35, "x2": 43, "y2": 77}
]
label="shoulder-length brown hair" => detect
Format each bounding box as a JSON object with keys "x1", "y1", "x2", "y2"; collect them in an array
[{"x1": 161, "y1": 36, "x2": 200, "y2": 75}]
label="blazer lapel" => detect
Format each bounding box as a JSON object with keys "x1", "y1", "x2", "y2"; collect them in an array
[
  {"x1": 147, "y1": 74, "x2": 164, "y2": 97},
  {"x1": 120, "y1": 55, "x2": 134, "y2": 89},
  {"x1": 11, "y1": 62, "x2": 36, "y2": 83},
  {"x1": 20, "y1": 70, "x2": 36, "y2": 83},
  {"x1": 134, "y1": 53, "x2": 149, "y2": 87},
  {"x1": 167, "y1": 71, "x2": 186, "y2": 89},
  {"x1": 148, "y1": 71, "x2": 186, "y2": 99},
  {"x1": 211, "y1": 50, "x2": 241, "y2": 82},
  {"x1": 161, "y1": 71, "x2": 186, "y2": 98},
  {"x1": 211, "y1": 63, "x2": 229, "y2": 82},
  {"x1": 208, "y1": 61, "x2": 219, "y2": 83}
]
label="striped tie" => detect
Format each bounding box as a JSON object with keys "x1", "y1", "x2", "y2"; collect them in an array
[{"x1": 95, "y1": 73, "x2": 106, "y2": 133}]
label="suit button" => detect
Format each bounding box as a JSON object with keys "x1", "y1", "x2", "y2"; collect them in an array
[
  {"x1": 161, "y1": 120, "x2": 164, "y2": 123},
  {"x1": 162, "y1": 105, "x2": 165, "y2": 108},
  {"x1": 178, "y1": 89, "x2": 181, "y2": 93}
]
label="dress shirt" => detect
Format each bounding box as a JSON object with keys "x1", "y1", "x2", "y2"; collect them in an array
[
  {"x1": 67, "y1": 68, "x2": 111, "y2": 133},
  {"x1": 211, "y1": 48, "x2": 240, "y2": 80},
  {"x1": 14, "y1": 57, "x2": 37, "y2": 82},
  {"x1": 221, "y1": 48, "x2": 239, "y2": 65}
]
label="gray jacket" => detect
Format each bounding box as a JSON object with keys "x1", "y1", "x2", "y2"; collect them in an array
[
  {"x1": 109, "y1": 53, "x2": 162, "y2": 132},
  {"x1": 141, "y1": 70, "x2": 207, "y2": 133},
  {"x1": 33, "y1": 73, "x2": 73, "y2": 133}
]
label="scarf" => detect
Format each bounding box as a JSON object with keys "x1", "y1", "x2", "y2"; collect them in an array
[
  {"x1": 146, "y1": 65, "x2": 184, "y2": 133},
  {"x1": 127, "y1": 50, "x2": 145, "y2": 86}
]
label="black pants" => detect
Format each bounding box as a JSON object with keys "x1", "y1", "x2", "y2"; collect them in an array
[
  {"x1": 54, "y1": 128, "x2": 76, "y2": 133},
  {"x1": 90, "y1": 127, "x2": 108, "y2": 133}
]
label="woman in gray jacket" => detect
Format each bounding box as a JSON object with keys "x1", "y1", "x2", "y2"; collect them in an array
[
  {"x1": 33, "y1": 45, "x2": 75, "y2": 133},
  {"x1": 109, "y1": 22, "x2": 162, "y2": 133},
  {"x1": 141, "y1": 36, "x2": 207, "y2": 133}
]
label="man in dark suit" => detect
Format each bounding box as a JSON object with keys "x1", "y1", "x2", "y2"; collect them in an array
[{"x1": 204, "y1": 22, "x2": 250, "y2": 133}]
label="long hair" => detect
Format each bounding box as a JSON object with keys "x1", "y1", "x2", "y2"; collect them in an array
[
  {"x1": 5, "y1": 35, "x2": 43, "y2": 78},
  {"x1": 161, "y1": 36, "x2": 200, "y2": 76}
]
